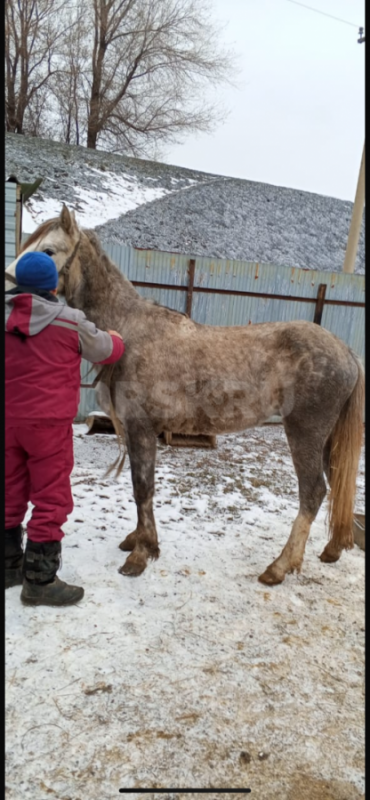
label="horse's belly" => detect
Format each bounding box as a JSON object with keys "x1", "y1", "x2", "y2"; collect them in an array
[
  {"x1": 173, "y1": 412, "x2": 271, "y2": 436},
  {"x1": 159, "y1": 391, "x2": 278, "y2": 435},
  {"x1": 116, "y1": 376, "x2": 281, "y2": 434}
]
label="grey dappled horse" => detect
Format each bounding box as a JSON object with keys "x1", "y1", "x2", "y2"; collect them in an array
[{"x1": 6, "y1": 206, "x2": 364, "y2": 585}]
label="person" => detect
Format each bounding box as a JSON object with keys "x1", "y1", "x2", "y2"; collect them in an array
[{"x1": 5, "y1": 251, "x2": 125, "y2": 606}]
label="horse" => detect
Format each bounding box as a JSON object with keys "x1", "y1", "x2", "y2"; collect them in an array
[{"x1": 5, "y1": 205, "x2": 364, "y2": 585}]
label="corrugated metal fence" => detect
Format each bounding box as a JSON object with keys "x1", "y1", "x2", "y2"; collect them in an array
[
  {"x1": 5, "y1": 182, "x2": 22, "y2": 267},
  {"x1": 77, "y1": 240, "x2": 364, "y2": 421}
]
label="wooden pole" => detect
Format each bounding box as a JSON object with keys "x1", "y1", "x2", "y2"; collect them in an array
[{"x1": 342, "y1": 142, "x2": 365, "y2": 274}]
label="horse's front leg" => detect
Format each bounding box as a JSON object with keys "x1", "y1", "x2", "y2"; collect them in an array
[{"x1": 118, "y1": 420, "x2": 159, "y2": 577}]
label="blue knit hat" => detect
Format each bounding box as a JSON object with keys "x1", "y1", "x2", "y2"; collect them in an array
[{"x1": 15, "y1": 251, "x2": 59, "y2": 291}]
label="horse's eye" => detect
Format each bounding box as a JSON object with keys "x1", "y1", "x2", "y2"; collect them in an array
[{"x1": 44, "y1": 249, "x2": 54, "y2": 257}]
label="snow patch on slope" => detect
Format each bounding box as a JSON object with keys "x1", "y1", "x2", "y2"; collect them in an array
[{"x1": 23, "y1": 167, "x2": 172, "y2": 232}]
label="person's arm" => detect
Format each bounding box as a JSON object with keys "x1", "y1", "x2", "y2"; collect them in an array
[{"x1": 77, "y1": 317, "x2": 125, "y2": 364}]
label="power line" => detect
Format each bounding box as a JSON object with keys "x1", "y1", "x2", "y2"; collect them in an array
[{"x1": 286, "y1": 0, "x2": 360, "y2": 29}]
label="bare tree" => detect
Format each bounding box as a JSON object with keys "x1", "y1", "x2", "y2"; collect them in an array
[
  {"x1": 5, "y1": 0, "x2": 238, "y2": 157},
  {"x1": 5, "y1": 0, "x2": 74, "y2": 136},
  {"x1": 22, "y1": 83, "x2": 50, "y2": 137},
  {"x1": 50, "y1": 3, "x2": 90, "y2": 145},
  {"x1": 85, "y1": 0, "x2": 237, "y2": 153}
]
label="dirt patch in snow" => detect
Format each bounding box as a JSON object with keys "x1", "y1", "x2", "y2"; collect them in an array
[{"x1": 5, "y1": 425, "x2": 364, "y2": 799}]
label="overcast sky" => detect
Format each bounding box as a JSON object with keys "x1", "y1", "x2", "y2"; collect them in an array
[{"x1": 164, "y1": 0, "x2": 364, "y2": 201}]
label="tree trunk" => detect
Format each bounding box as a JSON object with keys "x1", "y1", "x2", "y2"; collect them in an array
[
  {"x1": 86, "y1": 0, "x2": 107, "y2": 149},
  {"x1": 87, "y1": 51, "x2": 104, "y2": 148},
  {"x1": 5, "y1": 41, "x2": 18, "y2": 131},
  {"x1": 16, "y1": 31, "x2": 29, "y2": 134},
  {"x1": 87, "y1": 123, "x2": 98, "y2": 149},
  {"x1": 6, "y1": 81, "x2": 17, "y2": 132},
  {"x1": 65, "y1": 112, "x2": 71, "y2": 144}
]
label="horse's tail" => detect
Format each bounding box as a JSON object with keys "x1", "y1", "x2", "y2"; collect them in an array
[
  {"x1": 96, "y1": 364, "x2": 127, "y2": 479},
  {"x1": 326, "y1": 354, "x2": 365, "y2": 552},
  {"x1": 104, "y1": 398, "x2": 126, "y2": 479}
]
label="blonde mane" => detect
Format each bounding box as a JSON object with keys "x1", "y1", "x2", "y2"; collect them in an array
[{"x1": 19, "y1": 218, "x2": 59, "y2": 253}]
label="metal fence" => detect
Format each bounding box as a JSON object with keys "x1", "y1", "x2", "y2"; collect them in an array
[
  {"x1": 76, "y1": 240, "x2": 364, "y2": 421},
  {"x1": 5, "y1": 182, "x2": 22, "y2": 268},
  {"x1": 14, "y1": 229, "x2": 365, "y2": 419}
]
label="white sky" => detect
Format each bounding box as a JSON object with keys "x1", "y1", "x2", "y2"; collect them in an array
[{"x1": 164, "y1": 0, "x2": 365, "y2": 201}]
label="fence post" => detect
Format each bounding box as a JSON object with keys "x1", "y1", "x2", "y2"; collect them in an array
[
  {"x1": 342, "y1": 143, "x2": 365, "y2": 274},
  {"x1": 313, "y1": 283, "x2": 327, "y2": 325},
  {"x1": 186, "y1": 258, "x2": 196, "y2": 317}
]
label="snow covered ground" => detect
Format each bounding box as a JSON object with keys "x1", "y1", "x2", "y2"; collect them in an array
[
  {"x1": 22, "y1": 166, "x2": 174, "y2": 232},
  {"x1": 6, "y1": 132, "x2": 206, "y2": 239},
  {"x1": 5, "y1": 424, "x2": 365, "y2": 800}
]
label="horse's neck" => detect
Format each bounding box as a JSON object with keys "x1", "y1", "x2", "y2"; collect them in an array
[{"x1": 80, "y1": 255, "x2": 142, "y2": 329}]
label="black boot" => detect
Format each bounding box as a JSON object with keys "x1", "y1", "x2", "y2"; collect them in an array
[
  {"x1": 21, "y1": 540, "x2": 84, "y2": 607},
  {"x1": 5, "y1": 525, "x2": 24, "y2": 588}
]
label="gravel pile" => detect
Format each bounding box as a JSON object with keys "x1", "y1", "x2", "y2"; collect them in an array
[
  {"x1": 6, "y1": 132, "x2": 365, "y2": 273},
  {"x1": 96, "y1": 176, "x2": 365, "y2": 273},
  {"x1": 5, "y1": 132, "x2": 207, "y2": 204}
]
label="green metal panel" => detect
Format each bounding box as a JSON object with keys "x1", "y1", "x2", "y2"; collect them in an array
[{"x1": 5, "y1": 182, "x2": 18, "y2": 267}]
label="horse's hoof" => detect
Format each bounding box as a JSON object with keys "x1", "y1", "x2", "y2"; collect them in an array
[
  {"x1": 258, "y1": 567, "x2": 285, "y2": 586},
  {"x1": 319, "y1": 548, "x2": 340, "y2": 563},
  {"x1": 119, "y1": 533, "x2": 137, "y2": 552},
  {"x1": 118, "y1": 556, "x2": 147, "y2": 577}
]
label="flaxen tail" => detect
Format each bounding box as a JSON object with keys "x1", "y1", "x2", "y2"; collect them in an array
[
  {"x1": 94, "y1": 364, "x2": 127, "y2": 478},
  {"x1": 326, "y1": 354, "x2": 365, "y2": 553}
]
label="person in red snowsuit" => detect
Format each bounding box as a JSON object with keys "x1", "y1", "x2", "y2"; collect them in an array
[{"x1": 5, "y1": 251, "x2": 125, "y2": 606}]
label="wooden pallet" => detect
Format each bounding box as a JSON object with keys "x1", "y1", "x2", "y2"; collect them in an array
[
  {"x1": 158, "y1": 431, "x2": 217, "y2": 449},
  {"x1": 85, "y1": 412, "x2": 217, "y2": 449},
  {"x1": 85, "y1": 412, "x2": 116, "y2": 435}
]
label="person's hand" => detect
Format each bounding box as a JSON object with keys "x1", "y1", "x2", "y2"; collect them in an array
[{"x1": 108, "y1": 329, "x2": 123, "y2": 339}]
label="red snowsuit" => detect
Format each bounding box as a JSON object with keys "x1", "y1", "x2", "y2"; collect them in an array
[{"x1": 5, "y1": 287, "x2": 124, "y2": 542}]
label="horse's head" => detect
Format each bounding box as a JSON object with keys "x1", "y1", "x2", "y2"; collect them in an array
[{"x1": 5, "y1": 205, "x2": 84, "y2": 303}]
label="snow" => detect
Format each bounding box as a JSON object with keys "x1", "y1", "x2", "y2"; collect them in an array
[
  {"x1": 5, "y1": 424, "x2": 365, "y2": 799},
  {"x1": 23, "y1": 197, "x2": 64, "y2": 232},
  {"x1": 22, "y1": 167, "x2": 170, "y2": 233},
  {"x1": 21, "y1": 205, "x2": 39, "y2": 233}
]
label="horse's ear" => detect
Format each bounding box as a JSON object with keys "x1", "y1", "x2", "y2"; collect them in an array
[{"x1": 60, "y1": 205, "x2": 76, "y2": 233}]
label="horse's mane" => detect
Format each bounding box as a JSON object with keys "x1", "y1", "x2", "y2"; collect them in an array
[
  {"x1": 82, "y1": 228, "x2": 127, "y2": 278},
  {"x1": 82, "y1": 228, "x2": 138, "y2": 290},
  {"x1": 82, "y1": 228, "x2": 188, "y2": 319},
  {"x1": 151, "y1": 299, "x2": 188, "y2": 319},
  {"x1": 19, "y1": 218, "x2": 59, "y2": 253},
  {"x1": 82, "y1": 227, "x2": 106, "y2": 256},
  {"x1": 20, "y1": 219, "x2": 188, "y2": 320}
]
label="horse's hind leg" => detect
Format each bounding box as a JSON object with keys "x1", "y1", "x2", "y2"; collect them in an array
[
  {"x1": 258, "y1": 420, "x2": 327, "y2": 585},
  {"x1": 118, "y1": 420, "x2": 159, "y2": 577},
  {"x1": 319, "y1": 438, "x2": 343, "y2": 564}
]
